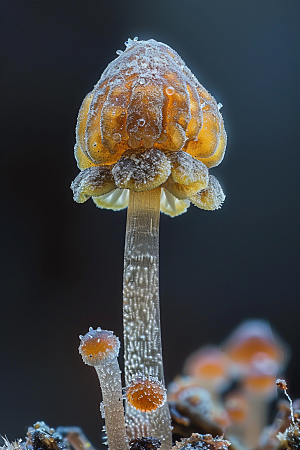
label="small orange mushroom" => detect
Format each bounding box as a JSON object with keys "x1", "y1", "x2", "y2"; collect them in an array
[
  {"x1": 243, "y1": 353, "x2": 278, "y2": 394},
  {"x1": 126, "y1": 376, "x2": 167, "y2": 413},
  {"x1": 223, "y1": 321, "x2": 289, "y2": 449},
  {"x1": 184, "y1": 346, "x2": 230, "y2": 393},
  {"x1": 79, "y1": 327, "x2": 120, "y2": 366},
  {"x1": 79, "y1": 328, "x2": 128, "y2": 450},
  {"x1": 168, "y1": 376, "x2": 213, "y2": 417},
  {"x1": 223, "y1": 320, "x2": 287, "y2": 372},
  {"x1": 224, "y1": 391, "x2": 248, "y2": 425},
  {"x1": 167, "y1": 374, "x2": 231, "y2": 429},
  {"x1": 276, "y1": 379, "x2": 288, "y2": 391}
]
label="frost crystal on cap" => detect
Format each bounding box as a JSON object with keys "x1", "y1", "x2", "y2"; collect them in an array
[
  {"x1": 71, "y1": 166, "x2": 116, "y2": 203},
  {"x1": 189, "y1": 176, "x2": 225, "y2": 211},
  {"x1": 112, "y1": 149, "x2": 171, "y2": 191}
]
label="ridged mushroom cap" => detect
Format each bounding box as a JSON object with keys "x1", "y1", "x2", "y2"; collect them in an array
[{"x1": 71, "y1": 38, "x2": 227, "y2": 216}]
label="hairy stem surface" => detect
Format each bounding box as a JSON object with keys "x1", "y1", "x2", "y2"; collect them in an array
[
  {"x1": 96, "y1": 359, "x2": 128, "y2": 450},
  {"x1": 123, "y1": 188, "x2": 172, "y2": 449}
]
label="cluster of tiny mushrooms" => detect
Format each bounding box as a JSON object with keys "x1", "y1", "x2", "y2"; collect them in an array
[{"x1": 72, "y1": 38, "x2": 227, "y2": 450}]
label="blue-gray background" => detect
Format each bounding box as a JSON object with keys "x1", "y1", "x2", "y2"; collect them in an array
[{"x1": 1, "y1": 0, "x2": 300, "y2": 444}]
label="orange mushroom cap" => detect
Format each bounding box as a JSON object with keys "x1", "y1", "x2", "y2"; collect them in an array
[
  {"x1": 243, "y1": 373, "x2": 276, "y2": 393},
  {"x1": 184, "y1": 346, "x2": 230, "y2": 390},
  {"x1": 242, "y1": 351, "x2": 278, "y2": 394},
  {"x1": 223, "y1": 320, "x2": 287, "y2": 369},
  {"x1": 126, "y1": 375, "x2": 166, "y2": 413},
  {"x1": 224, "y1": 391, "x2": 248, "y2": 424},
  {"x1": 71, "y1": 38, "x2": 226, "y2": 215},
  {"x1": 79, "y1": 327, "x2": 120, "y2": 366},
  {"x1": 75, "y1": 39, "x2": 225, "y2": 166},
  {"x1": 168, "y1": 376, "x2": 213, "y2": 417}
]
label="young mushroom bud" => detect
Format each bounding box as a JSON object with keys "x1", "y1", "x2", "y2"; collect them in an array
[
  {"x1": 79, "y1": 327, "x2": 128, "y2": 450},
  {"x1": 184, "y1": 346, "x2": 230, "y2": 396}
]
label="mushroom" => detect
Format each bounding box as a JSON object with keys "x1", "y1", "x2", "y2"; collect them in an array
[
  {"x1": 184, "y1": 346, "x2": 230, "y2": 400},
  {"x1": 224, "y1": 390, "x2": 248, "y2": 426},
  {"x1": 223, "y1": 320, "x2": 289, "y2": 448},
  {"x1": 223, "y1": 320, "x2": 288, "y2": 374},
  {"x1": 168, "y1": 376, "x2": 214, "y2": 418},
  {"x1": 78, "y1": 327, "x2": 128, "y2": 450},
  {"x1": 71, "y1": 38, "x2": 227, "y2": 449},
  {"x1": 239, "y1": 348, "x2": 280, "y2": 445}
]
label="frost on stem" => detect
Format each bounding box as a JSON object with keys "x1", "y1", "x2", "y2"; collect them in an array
[
  {"x1": 79, "y1": 327, "x2": 128, "y2": 450},
  {"x1": 123, "y1": 188, "x2": 172, "y2": 449}
]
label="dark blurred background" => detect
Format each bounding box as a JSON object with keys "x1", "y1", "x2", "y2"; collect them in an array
[{"x1": 1, "y1": 0, "x2": 300, "y2": 445}]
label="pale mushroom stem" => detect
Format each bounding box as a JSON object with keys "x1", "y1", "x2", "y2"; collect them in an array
[
  {"x1": 244, "y1": 392, "x2": 268, "y2": 449},
  {"x1": 95, "y1": 360, "x2": 128, "y2": 450},
  {"x1": 123, "y1": 187, "x2": 172, "y2": 450}
]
